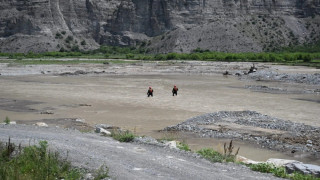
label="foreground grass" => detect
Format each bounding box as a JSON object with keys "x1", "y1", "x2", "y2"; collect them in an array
[
  {"x1": 249, "y1": 163, "x2": 320, "y2": 180},
  {"x1": 0, "y1": 140, "x2": 82, "y2": 180},
  {"x1": 0, "y1": 139, "x2": 109, "y2": 180}
]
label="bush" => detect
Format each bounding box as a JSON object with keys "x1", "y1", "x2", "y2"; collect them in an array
[
  {"x1": 81, "y1": 40, "x2": 86, "y2": 46},
  {"x1": 4, "y1": 117, "x2": 10, "y2": 125},
  {"x1": 111, "y1": 130, "x2": 135, "y2": 142},
  {"x1": 166, "y1": 53, "x2": 179, "y2": 60},
  {"x1": 154, "y1": 54, "x2": 166, "y2": 60},
  {"x1": 65, "y1": 36, "x2": 74, "y2": 43},
  {"x1": 302, "y1": 54, "x2": 312, "y2": 62},
  {"x1": 126, "y1": 53, "x2": 135, "y2": 59},
  {"x1": 177, "y1": 142, "x2": 191, "y2": 151},
  {"x1": 0, "y1": 140, "x2": 82, "y2": 179},
  {"x1": 71, "y1": 45, "x2": 80, "y2": 52},
  {"x1": 197, "y1": 148, "x2": 225, "y2": 162},
  {"x1": 55, "y1": 33, "x2": 63, "y2": 39}
]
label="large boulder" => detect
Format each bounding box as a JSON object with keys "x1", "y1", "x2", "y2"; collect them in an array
[{"x1": 285, "y1": 163, "x2": 320, "y2": 177}]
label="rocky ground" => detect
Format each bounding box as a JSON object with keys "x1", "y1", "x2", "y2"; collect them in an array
[
  {"x1": 164, "y1": 111, "x2": 320, "y2": 159},
  {"x1": 0, "y1": 124, "x2": 281, "y2": 180}
]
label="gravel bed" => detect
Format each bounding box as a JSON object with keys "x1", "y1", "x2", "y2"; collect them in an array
[{"x1": 164, "y1": 111, "x2": 320, "y2": 156}]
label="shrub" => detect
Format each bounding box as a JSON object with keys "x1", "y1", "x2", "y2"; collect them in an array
[
  {"x1": 111, "y1": 130, "x2": 135, "y2": 142},
  {"x1": 177, "y1": 142, "x2": 191, "y2": 151},
  {"x1": 302, "y1": 54, "x2": 312, "y2": 62},
  {"x1": 81, "y1": 40, "x2": 86, "y2": 46},
  {"x1": 71, "y1": 45, "x2": 80, "y2": 52},
  {"x1": 166, "y1": 53, "x2": 179, "y2": 60},
  {"x1": 65, "y1": 36, "x2": 74, "y2": 43},
  {"x1": 0, "y1": 140, "x2": 82, "y2": 179},
  {"x1": 197, "y1": 148, "x2": 225, "y2": 162},
  {"x1": 55, "y1": 33, "x2": 63, "y2": 39},
  {"x1": 154, "y1": 54, "x2": 166, "y2": 60},
  {"x1": 4, "y1": 117, "x2": 10, "y2": 125},
  {"x1": 126, "y1": 53, "x2": 135, "y2": 59}
]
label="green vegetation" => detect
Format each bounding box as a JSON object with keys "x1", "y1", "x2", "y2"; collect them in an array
[
  {"x1": 197, "y1": 148, "x2": 226, "y2": 162},
  {"x1": 110, "y1": 130, "x2": 135, "y2": 142},
  {"x1": 197, "y1": 140, "x2": 239, "y2": 163},
  {"x1": 0, "y1": 140, "x2": 82, "y2": 180},
  {"x1": 177, "y1": 141, "x2": 191, "y2": 151},
  {"x1": 4, "y1": 117, "x2": 10, "y2": 125},
  {"x1": 0, "y1": 41, "x2": 319, "y2": 68},
  {"x1": 249, "y1": 163, "x2": 320, "y2": 180},
  {"x1": 92, "y1": 166, "x2": 109, "y2": 180}
]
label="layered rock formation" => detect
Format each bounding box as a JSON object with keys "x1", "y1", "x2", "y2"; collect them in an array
[{"x1": 0, "y1": 0, "x2": 319, "y2": 53}]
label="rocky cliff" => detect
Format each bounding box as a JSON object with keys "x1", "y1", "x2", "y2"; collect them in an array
[{"x1": 0, "y1": 0, "x2": 319, "y2": 53}]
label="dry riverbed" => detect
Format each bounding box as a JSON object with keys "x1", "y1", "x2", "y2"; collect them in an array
[{"x1": 0, "y1": 60, "x2": 319, "y2": 166}]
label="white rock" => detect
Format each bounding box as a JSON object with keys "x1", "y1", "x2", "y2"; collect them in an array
[
  {"x1": 84, "y1": 173, "x2": 94, "y2": 180},
  {"x1": 95, "y1": 127, "x2": 111, "y2": 135},
  {"x1": 165, "y1": 141, "x2": 177, "y2": 149},
  {"x1": 35, "y1": 122, "x2": 48, "y2": 127},
  {"x1": 75, "y1": 118, "x2": 85, "y2": 122},
  {"x1": 266, "y1": 158, "x2": 301, "y2": 167},
  {"x1": 236, "y1": 155, "x2": 261, "y2": 165}
]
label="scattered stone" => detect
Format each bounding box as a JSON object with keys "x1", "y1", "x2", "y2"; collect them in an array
[
  {"x1": 79, "y1": 104, "x2": 92, "y2": 107},
  {"x1": 60, "y1": 70, "x2": 87, "y2": 76},
  {"x1": 285, "y1": 163, "x2": 320, "y2": 177},
  {"x1": 95, "y1": 127, "x2": 111, "y2": 135},
  {"x1": 35, "y1": 122, "x2": 48, "y2": 127},
  {"x1": 163, "y1": 111, "x2": 320, "y2": 155},
  {"x1": 266, "y1": 158, "x2": 301, "y2": 167},
  {"x1": 95, "y1": 124, "x2": 119, "y2": 130},
  {"x1": 75, "y1": 118, "x2": 85, "y2": 122},
  {"x1": 40, "y1": 110, "x2": 54, "y2": 114},
  {"x1": 236, "y1": 155, "x2": 261, "y2": 165},
  {"x1": 9, "y1": 121, "x2": 17, "y2": 125},
  {"x1": 164, "y1": 141, "x2": 178, "y2": 149},
  {"x1": 84, "y1": 173, "x2": 94, "y2": 180},
  {"x1": 223, "y1": 71, "x2": 229, "y2": 75}
]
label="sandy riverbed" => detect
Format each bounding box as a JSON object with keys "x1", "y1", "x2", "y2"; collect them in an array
[{"x1": 0, "y1": 60, "x2": 319, "y2": 163}]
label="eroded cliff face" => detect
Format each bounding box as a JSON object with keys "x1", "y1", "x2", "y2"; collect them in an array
[{"x1": 0, "y1": 0, "x2": 319, "y2": 53}]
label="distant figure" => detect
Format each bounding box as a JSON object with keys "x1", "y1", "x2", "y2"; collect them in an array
[
  {"x1": 147, "y1": 87, "x2": 153, "y2": 97},
  {"x1": 172, "y1": 85, "x2": 178, "y2": 96},
  {"x1": 248, "y1": 64, "x2": 257, "y2": 74}
]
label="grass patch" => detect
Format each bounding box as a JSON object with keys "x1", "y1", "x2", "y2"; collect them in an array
[
  {"x1": 0, "y1": 139, "x2": 82, "y2": 180},
  {"x1": 177, "y1": 141, "x2": 191, "y2": 151},
  {"x1": 4, "y1": 117, "x2": 10, "y2": 125},
  {"x1": 249, "y1": 163, "x2": 320, "y2": 180},
  {"x1": 110, "y1": 130, "x2": 135, "y2": 142},
  {"x1": 0, "y1": 139, "x2": 110, "y2": 180},
  {"x1": 197, "y1": 140, "x2": 239, "y2": 163}
]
